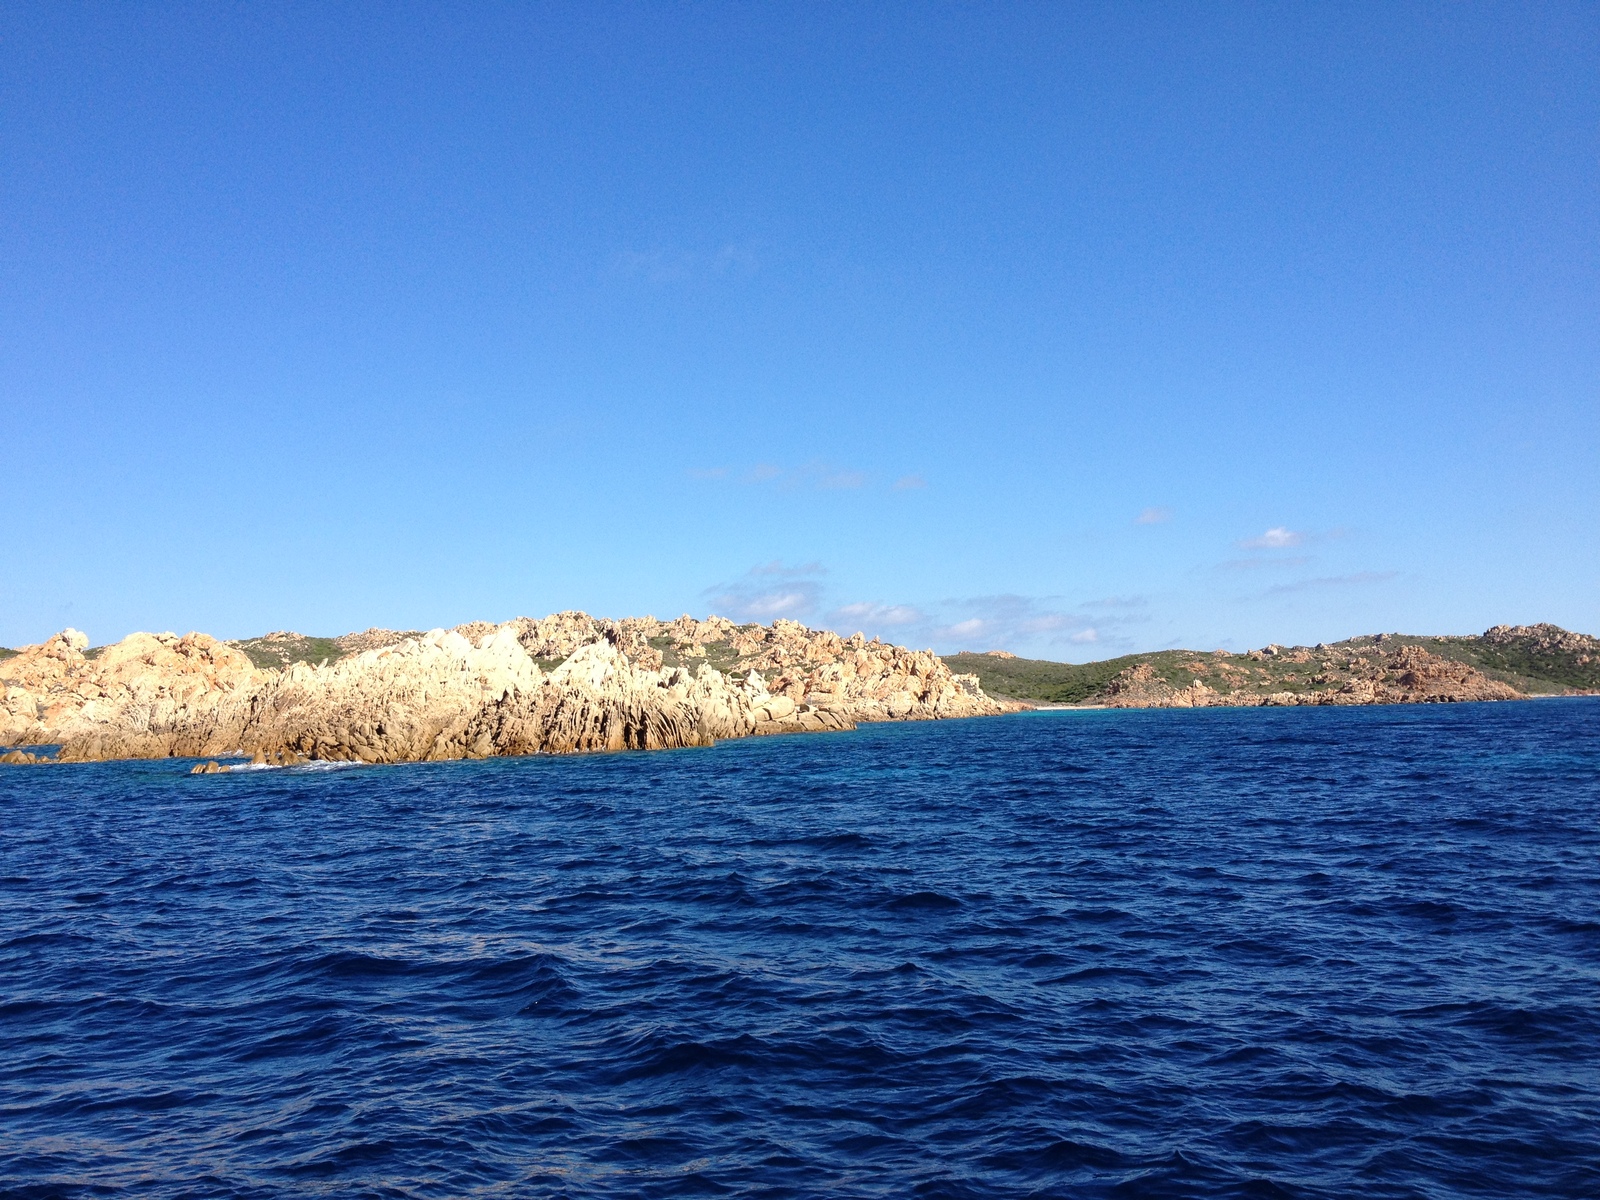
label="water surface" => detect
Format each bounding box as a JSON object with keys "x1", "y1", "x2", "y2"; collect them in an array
[{"x1": 3, "y1": 702, "x2": 1598, "y2": 1197}]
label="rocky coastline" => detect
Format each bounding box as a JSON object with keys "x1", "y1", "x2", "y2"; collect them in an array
[
  {"x1": 0, "y1": 613, "x2": 1011, "y2": 766},
  {"x1": 4, "y1": 616, "x2": 1593, "y2": 769},
  {"x1": 946, "y1": 624, "x2": 1600, "y2": 709}
]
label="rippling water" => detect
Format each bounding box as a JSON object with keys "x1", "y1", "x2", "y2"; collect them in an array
[{"x1": 3, "y1": 702, "x2": 1599, "y2": 1198}]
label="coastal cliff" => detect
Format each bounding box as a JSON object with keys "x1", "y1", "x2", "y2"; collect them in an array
[{"x1": 1, "y1": 614, "x2": 1009, "y2": 764}]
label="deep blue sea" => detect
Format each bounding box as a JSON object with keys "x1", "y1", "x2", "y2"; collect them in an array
[{"x1": 3, "y1": 702, "x2": 1598, "y2": 1199}]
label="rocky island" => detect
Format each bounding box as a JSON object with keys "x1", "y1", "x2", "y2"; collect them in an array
[
  {"x1": 2, "y1": 616, "x2": 1594, "y2": 767},
  {"x1": 0, "y1": 613, "x2": 1009, "y2": 765}
]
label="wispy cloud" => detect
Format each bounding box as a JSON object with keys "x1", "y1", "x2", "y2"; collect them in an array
[
  {"x1": 1265, "y1": 571, "x2": 1397, "y2": 596},
  {"x1": 1082, "y1": 595, "x2": 1149, "y2": 610},
  {"x1": 1217, "y1": 555, "x2": 1312, "y2": 572},
  {"x1": 612, "y1": 240, "x2": 760, "y2": 284},
  {"x1": 928, "y1": 594, "x2": 1129, "y2": 654},
  {"x1": 894, "y1": 474, "x2": 927, "y2": 491},
  {"x1": 831, "y1": 601, "x2": 925, "y2": 628},
  {"x1": 1136, "y1": 506, "x2": 1173, "y2": 525},
  {"x1": 699, "y1": 573, "x2": 1148, "y2": 659},
  {"x1": 689, "y1": 461, "x2": 871, "y2": 491},
  {"x1": 1240, "y1": 526, "x2": 1305, "y2": 549},
  {"x1": 703, "y1": 562, "x2": 825, "y2": 623},
  {"x1": 816, "y1": 468, "x2": 867, "y2": 490},
  {"x1": 749, "y1": 560, "x2": 826, "y2": 578}
]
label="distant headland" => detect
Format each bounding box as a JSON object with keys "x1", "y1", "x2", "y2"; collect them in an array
[
  {"x1": 1, "y1": 616, "x2": 1593, "y2": 767},
  {"x1": 945, "y1": 623, "x2": 1599, "y2": 708}
]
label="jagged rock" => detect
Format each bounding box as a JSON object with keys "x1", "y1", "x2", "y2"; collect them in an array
[
  {"x1": 2, "y1": 630, "x2": 263, "y2": 757},
  {"x1": 336, "y1": 628, "x2": 427, "y2": 655},
  {"x1": 1482, "y1": 623, "x2": 1600, "y2": 659},
  {"x1": 0, "y1": 612, "x2": 1013, "y2": 765}
]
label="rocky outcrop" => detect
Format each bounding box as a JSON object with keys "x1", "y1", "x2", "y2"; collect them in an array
[
  {"x1": 232, "y1": 632, "x2": 768, "y2": 764},
  {"x1": 1, "y1": 613, "x2": 1012, "y2": 765},
  {"x1": 336, "y1": 627, "x2": 427, "y2": 655},
  {"x1": 1482, "y1": 623, "x2": 1598, "y2": 658},
  {"x1": 1098, "y1": 644, "x2": 1521, "y2": 709},
  {"x1": 2, "y1": 629, "x2": 264, "y2": 756}
]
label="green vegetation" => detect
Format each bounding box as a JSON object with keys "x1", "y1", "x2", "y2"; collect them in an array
[
  {"x1": 1302, "y1": 633, "x2": 1599, "y2": 695},
  {"x1": 946, "y1": 626, "x2": 1599, "y2": 705},
  {"x1": 230, "y1": 634, "x2": 346, "y2": 671},
  {"x1": 648, "y1": 636, "x2": 747, "y2": 675},
  {"x1": 0, "y1": 643, "x2": 102, "y2": 662},
  {"x1": 1434, "y1": 640, "x2": 1600, "y2": 693},
  {"x1": 947, "y1": 648, "x2": 1301, "y2": 703},
  {"x1": 698, "y1": 639, "x2": 747, "y2": 675},
  {"x1": 943, "y1": 653, "x2": 1143, "y2": 704}
]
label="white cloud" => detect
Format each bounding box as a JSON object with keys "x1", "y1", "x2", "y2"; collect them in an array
[
  {"x1": 894, "y1": 474, "x2": 928, "y2": 490},
  {"x1": 703, "y1": 562, "x2": 825, "y2": 623},
  {"x1": 1240, "y1": 526, "x2": 1305, "y2": 549},
  {"x1": 927, "y1": 594, "x2": 1127, "y2": 655},
  {"x1": 1135, "y1": 506, "x2": 1173, "y2": 525},
  {"x1": 698, "y1": 577, "x2": 1146, "y2": 659},
  {"x1": 740, "y1": 590, "x2": 816, "y2": 619},
  {"x1": 832, "y1": 601, "x2": 924, "y2": 627}
]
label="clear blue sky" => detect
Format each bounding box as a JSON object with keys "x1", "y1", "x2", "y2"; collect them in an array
[{"x1": 3, "y1": 2, "x2": 1596, "y2": 658}]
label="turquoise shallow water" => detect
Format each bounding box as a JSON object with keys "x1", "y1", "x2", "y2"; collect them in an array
[{"x1": 2, "y1": 701, "x2": 1598, "y2": 1198}]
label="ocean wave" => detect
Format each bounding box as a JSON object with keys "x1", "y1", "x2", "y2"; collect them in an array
[{"x1": 2, "y1": 700, "x2": 1598, "y2": 1197}]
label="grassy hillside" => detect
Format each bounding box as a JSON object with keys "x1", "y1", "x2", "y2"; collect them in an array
[
  {"x1": 941, "y1": 653, "x2": 1145, "y2": 704},
  {"x1": 230, "y1": 633, "x2": 347, "y2": 671},
  {"x1": 947, "y1": 625, "x2": 1600, "y2": 705},
  {"x1": 1438, "y1": 638, "x2": 1600, "y2": 693},
  {"x1": 229, "y1": 628, "x2": 428, "y2": 671}
]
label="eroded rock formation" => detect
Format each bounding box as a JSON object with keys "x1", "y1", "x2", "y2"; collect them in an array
[
  {"x1": 1, "y1": 613, "x2": 1010, "y2": 764},
  {"x1": 2, "y1": 629, "x2": 264, "y2": 759}
]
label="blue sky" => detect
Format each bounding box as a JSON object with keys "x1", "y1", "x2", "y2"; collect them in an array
[{"x1": 2, "y1": 2, "x2": 1595, "y2": 659}]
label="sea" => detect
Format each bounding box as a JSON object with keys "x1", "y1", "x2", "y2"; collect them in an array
[{"x1": 2, "y1": 701, "x2": 1597, "y2": 1199}]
